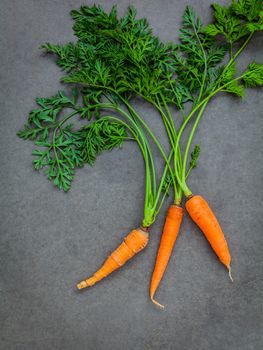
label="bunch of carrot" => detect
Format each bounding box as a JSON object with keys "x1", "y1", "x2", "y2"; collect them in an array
[
  {"x1": 77, "y1": 193, "x2": 232, "y2": 310},
  {"x1": 75, "y1": 0, "x2": 262, "y2": 308},
  {"x1": 18, "y1": 0, "x2": 263, "y2": 308}
]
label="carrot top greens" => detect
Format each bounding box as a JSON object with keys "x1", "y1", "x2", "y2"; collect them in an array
[{"x1": 18, "y1": 0, "x2": 262, "y2": 227}]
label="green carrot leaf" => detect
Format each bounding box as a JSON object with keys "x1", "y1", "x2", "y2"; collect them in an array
[
  {"x1": 161, "y1": 173, "x2": 174, "y2": 196},
  {"x1": 190, "y1": 144, "x2": 201, "y2": 169},
  {"x1": 32, "y1": 127, "x2": 85, "y2": 191},
  {"x1": 232, "y1": 0, "x2": 262, "y2": 22},
  {"x1": 242, "y1": 62, "x2": 263, "y2": 87},
  {"x1": 205, "y1": 0, "x2": 262, "y2": 42},
  {"x1": 80, "y1": 119, "x2": 128, "y2": 165},
  {"x1": 17, "y1": 89, "x2": 78, "y2": 142},
  {"x1": 204, "y1": 2, "x2": 248, "y2": 42},
  {"x1": 218, "y1": 62, "x2": 244, "y2": 97}
]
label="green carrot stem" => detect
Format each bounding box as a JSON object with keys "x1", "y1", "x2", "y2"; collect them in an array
[{"x1": 182, "y1": 102, "x2": 208, "y2": 186}]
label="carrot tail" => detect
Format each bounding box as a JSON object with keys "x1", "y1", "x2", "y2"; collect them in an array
[
  {"x1": 228, "y1": 266, "x2": 234, "y2": 282},
  {"x1": 185, "y1": 195, "x2": 231, "y2": 270},
  {"x1": 150, "y1": 205, "x2": 183, "y2": 308},
  {"x1": 77, "y1": 228, "x2": 149, "y2": 290}
]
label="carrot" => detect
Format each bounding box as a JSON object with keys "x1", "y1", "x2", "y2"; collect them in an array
[
  {"x1": 185, "y1": 195, "x2": 233, "y2": 280},
  {"x1": 77, "y1": 228, "x2": 149, "y2": 289},
  {"x1": 150, "y1": 205, "x2": 183, "y2": 308}
]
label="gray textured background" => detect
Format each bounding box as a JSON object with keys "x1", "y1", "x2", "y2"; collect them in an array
[{"x1": 1, "y1": 0, "x2": 263, "y2": 349}]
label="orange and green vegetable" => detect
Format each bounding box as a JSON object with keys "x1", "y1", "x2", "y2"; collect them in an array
[{"x1": 18, "y1": 0, "x2": 263, "y2": 307}]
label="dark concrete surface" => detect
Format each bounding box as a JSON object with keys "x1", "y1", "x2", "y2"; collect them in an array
[{"x1": 1, "y1": 1, "x2": 263, "y2": 349}]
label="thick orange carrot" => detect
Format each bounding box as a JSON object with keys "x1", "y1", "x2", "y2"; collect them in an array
[
  {"x1": 77, "y1": 228, "x2": 149, "y2": 289},
  {"x1": 185, "y1": 195, "x2": 232, "y2": 279},
  {"x1": 150, "y1": 205, "x2": 183, "y2": 308}
]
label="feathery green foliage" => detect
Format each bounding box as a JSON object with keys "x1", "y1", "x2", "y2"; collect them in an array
[
  {"x1": 190, "y1": 144, "x2": 201, "y2": 169},
  {"x1": 18, "y1": 0, "x2": 262, "y2": 220},
  {"x1": 242, "y1": 62, "x2": 263, "y2": 87},
  {"x1": 17, "y1": 89, "x2": 78, "y2": 142},
  {"x1": 33, "y1": 126, "x2": 84, "y2": 191},
  {"x1": 80, "y1": 119, "x2": 127, "y2": 165},
  {"x1": 18, "y1": 89, "x2": 130, "y2": 191},
  {"x1": 204, "y1": 0, "x2": 262, "y2": 42}
]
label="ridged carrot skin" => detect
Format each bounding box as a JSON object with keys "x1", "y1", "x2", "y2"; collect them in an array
[
  {"x1": 77, "y1": 228, "x2": 149, "y2": 290},
  {"x1": 185, "y1": 195, "x2": 231, "y2": 269},
  {"x1": 150, "y1": 205, "x2": 183, "y2": 308}
]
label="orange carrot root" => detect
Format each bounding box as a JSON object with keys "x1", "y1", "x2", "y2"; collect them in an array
[
  {"x1": 77, "y1": 228, "x2": 149, "y2": 290},
  {"x1": 150, "y1": 205, "x2": 183, "y2": 308},
  {"x1": 186, "y1": 195, "x2": 231, "y2": 271}
]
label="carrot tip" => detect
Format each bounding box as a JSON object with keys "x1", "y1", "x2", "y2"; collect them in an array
[
  {"x1": 151, "y1": 297, "x2": 165, "y2": 309},
  {"x1": 228, "y1": 266, "x2": 234, "y2": 282},
  {"x1": 77, "y1": 281, "x2": 88, "y2": 290}
]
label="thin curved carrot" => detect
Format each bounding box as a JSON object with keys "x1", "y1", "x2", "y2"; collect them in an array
[
  {"x1": 185, "y1": 195, "x2": 232, "y2": 280},
  {"x1": 77, "y1": 228, "x2": 149, "y2": 289},
  {"x1": 150, "y1": 205, "x2": 183, "y2": 308}
]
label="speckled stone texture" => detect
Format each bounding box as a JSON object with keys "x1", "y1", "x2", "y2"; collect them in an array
[{"x1": 1, "y1": 1, "x2": 263, "y2": 349}]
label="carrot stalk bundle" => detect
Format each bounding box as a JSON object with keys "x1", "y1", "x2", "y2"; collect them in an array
[
  {"x1": 77, "y1": 228, "x2": 149, "y2": 290},
  {"x1": 150, "y1": 205, "x2": 183, "y2": 308},
  {"x1": 185, "y1": 195, "x2": 233, "y2": 280}
]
